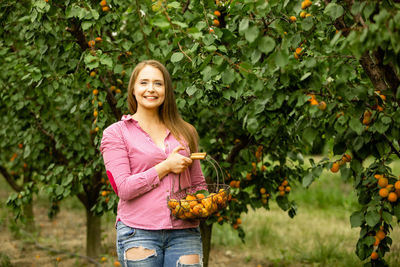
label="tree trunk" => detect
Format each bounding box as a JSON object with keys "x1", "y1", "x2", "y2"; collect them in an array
[
  {"x1": 200, "y1": 221, "x2": 213, "y2": 267},
  {"x1": 23, "y1": 202, "x2": 35, "y2": 232},
  {"x1": 86, "y1": 208, "x2": 102, "y2": 258}
]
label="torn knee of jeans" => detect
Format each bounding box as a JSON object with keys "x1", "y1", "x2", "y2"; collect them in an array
[
  {"x1": 178, "y1": 254, "x2": 201, "y2": 265},
  {"x1": 125, "y1": 246, "x2": 156, "y2": 261}
]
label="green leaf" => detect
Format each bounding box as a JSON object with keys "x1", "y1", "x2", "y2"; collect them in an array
[
  {"x1": 274, "y1": 49, "x2": 289, "y2": 68},
  {"x1": 82, "y1": 21, "x2": 93, "y2": 31},
  {"x1": 350, "y1": 211, "x2": 364, "y2": 227},
  {"x1": 302, "y1": 172, "x2": 314, "y2": 188},
  {"x1": 300, "y1": 72, "x2": 311, "y2": 81},
  {"x1": 100, "y1": 55, "x2": 113, "y2": 68},
  {"x1": 301, "y1": 17, "x2": 314, "y2": 31},
  {"x1": 302, "y1": 127, "x2": 317, "y2": 145},
  {"x1": 186, "y1": 85, "x2": 197, "y2": 96},
  {"x1": 258, "y1": 36, "x2": 275, "y2": 54},
  {"x1": 167, "y1": 2, "x2": 180, "y2": 8},
  {"x1": 239, "y1": 18, "x2": 249, "y2": 35},
  {"x1": 365, "y1": 210, "x2": 380, "y2": 227},
  {"x1": 349, "y1": 117, "x2": 363, "y2": 135},
  {"x1": 171, "y1": 52, "x2": 184, "y2": 63},
  {"x1": 324, "y1": 3, "x2": 345, "y2": 20},
  {"x1": 222, "y1": 68, "x2": 235, "y2": 84},
  {"x1": 245, "y1": 26, "x2": 259, "y2": 43},
  {"x1": 382, "y1": 211, "x2": 392, "y2": 224}
]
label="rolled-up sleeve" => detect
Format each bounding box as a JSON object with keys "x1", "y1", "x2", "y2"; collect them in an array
[{"x1": 100, "y1": 125, "x2": 160, "y2": 201}]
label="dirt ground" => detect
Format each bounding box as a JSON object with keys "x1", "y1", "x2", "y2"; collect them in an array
[{"x1": 0, "y1": 204, "x2": 269, "y2": 267}]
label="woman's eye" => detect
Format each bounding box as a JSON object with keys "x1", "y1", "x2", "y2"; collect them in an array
[
  {"x1": 155, "y1": 82, "x2": 162, "y2": 86},
  {"x1": 140, "y1": 81, "x2": 147, "y2": 85}
]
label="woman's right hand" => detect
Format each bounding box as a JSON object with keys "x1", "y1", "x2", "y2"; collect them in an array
[
  {"x1": 165, "y1": 146, "x2": 193, "y2": 174},
  {"x1": 155, "y1": 146, "x2": 193, "y2": 179}
]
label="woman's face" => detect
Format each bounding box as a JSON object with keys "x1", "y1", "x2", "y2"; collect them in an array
[{"x1": 133, "y1": 65, "x2": 166, "y2": 112}]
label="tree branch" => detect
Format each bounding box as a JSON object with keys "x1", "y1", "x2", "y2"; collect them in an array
[
  {"x1": 373, "y1": 47, "x2": 400, "y2": 94},
  {"x1": 30, "y1": 111, "x2": 68, "y2": 164},
  {"x1": 0, "y1": 165, "x2": 23, "y2": 192},
  {"x1": 100, "y1": 75, "x2": 122, "y2": 120},
  {"x1": 226, "y1": 136, "x2": 252, "y2": 164}
]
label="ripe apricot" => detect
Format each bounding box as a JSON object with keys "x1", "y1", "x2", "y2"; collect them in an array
[
  {"x1": 213, "y1": 19, "x2": 220, "y2": 27},
  {"x1": 289, "y1": 16, "x2": 297, "y2": 22},
  {"x1": 374, "y1": 174, "x2": 383, "y2": 179},
  {"x1": 100, "y1": 0, "x2": 107, "y2": 6},
  {"x1": 246, "y1": 173, "x2": 252, "y2": 180},
  {"x1": 18, "y1": 143, "x2": 23, "y2": 149},
  {"x1": 279, "y1": 190, "x2": 285, "y2": 196},
  {"x1": 260, "y1": 188, "x2": 266, "y2": 194},
  {"x1": 90, "y1": 71, "x2": 96, "y2": 77},
  {"x1": 285, "y1": 186, "x2": 291, "y2": 192},
  {"x1": 388, "y1": 192, "x2": 397, "y2": 202},
  {"x1": 102, "y1": 6, "x2": 110, "y2": 11},
  {"x1": 295, "y1": 47, "x2": 302, "y2": 55},
  {"x1": 282, "y1": 180, "x2": 288, "y2": 186},
  {"x1": 93, "y1": 110, "x2": 98, "y2": 117},
  {"x1": 115, "y1": 89, "x2": 122, "y2": 94},
  {"x1": 93, "y1": 89, "x2": 99, "y2": 95},
  {"x1": 376, "y1": 230, "x2": 386, "y2": 241},
  {"x1": 318, "y1": 101, "x2": 327, "y2": 111},
  {"x1": 229, "y1": 180, "x2": 236, "y2": 188},
  {"x1": 235, "y1": 181, "x2": 241, "y2": 188},
  {"x1": 310, "y1": 98, "x2": 319, "y2": 106},
  {"x1": 371, "y1": 251, "x2": 378, "y2": 260},
  {"x1": 300, "y1": 11, "x2": 307, "y2": 18},
  {"x1": 88, "y1": 40, "x2": 95, "y2": 47},
  {"x1": 378, "y1": 177, "x2": 388, "y2": 188},
  {"x1": 330, "y1": 162, "x2": 339, "y2": 173},
  {"x1": 214, "y1": 10, "x2": 221, "y2": 17},
  {"x1": 114, "y1": 261, "x2": 121, "y2": 266},
  {"x1": 278, "y1": 186, "x2": 285, "y2": 191},
  {"x1": 209, "y1": 28, "x2": 214, "y2": 34},
  {"x1": 342, "y1": 154, "x2": 352, "y2": 162},
  {"x1": 236, "y1": 218, "x2": 242, "y2": 225},
  {"x1": 95, "y1": 37, "x2": 102, "y2": 42},
  {"x1": 305, "y1": 13, "x2": 312, "y2": 17},
  {"x1": 395, "y1": 180, "x2": 400, "y2": 190},
  {"x1": 379, "y1": 188, "x2": 389, "y2": 198}
]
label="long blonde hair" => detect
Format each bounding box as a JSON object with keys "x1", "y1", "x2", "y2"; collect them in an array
[{"x1": 127, "y1": 60, "x2": 198, "y2": 153}]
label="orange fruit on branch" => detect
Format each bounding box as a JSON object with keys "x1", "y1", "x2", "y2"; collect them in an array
[
  {"x1": 388, "y1": 192, "x2": 397, "y2": 202},
  {"x1": 379, "y1": 188, "x2": 389, "y2": 198},
  {"x1": 378, "y1": 177, "x2": 388, "y2": 188},
  {"x1": 330, "y1": 162, "x2": 339, "y2": 173}
]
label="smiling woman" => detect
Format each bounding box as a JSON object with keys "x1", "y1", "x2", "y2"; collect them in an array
[{"x1": 100, "y1": 60, "x2": 205, "y2": 267}]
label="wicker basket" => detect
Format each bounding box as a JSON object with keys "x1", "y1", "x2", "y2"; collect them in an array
[{"x1": 167, "y1": 154, "x2": 231, "y2": 220}]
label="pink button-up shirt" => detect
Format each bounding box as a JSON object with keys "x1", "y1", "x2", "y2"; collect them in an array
[{"x1": 100, "y1": 115, "x2": 206, "y2": 230}]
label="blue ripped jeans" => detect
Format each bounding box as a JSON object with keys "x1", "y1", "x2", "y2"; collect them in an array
[{"x1": 116, "y1": 221, "x2": 203, "y2": 267}]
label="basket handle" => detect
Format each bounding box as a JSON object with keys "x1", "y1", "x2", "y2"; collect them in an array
[{"x1": 190, "y1": 152, "x2": 207, "y2": 160}]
